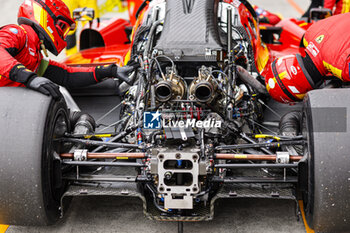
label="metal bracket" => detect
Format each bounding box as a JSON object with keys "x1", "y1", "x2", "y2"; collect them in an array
[
  {"x1": 276, "y1": 151, "x2": 290, "y2": 164},
  {"x1": 73, "y1": 149, "x2": 88, "y2": 161}
]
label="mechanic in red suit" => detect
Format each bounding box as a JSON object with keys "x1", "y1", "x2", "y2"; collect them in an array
[
  {"x1": 263, "y1": 13, "x2": 350, "y2": 103},
  {"x1": 0, "y1": 0, "x2": 132, "y2": 100},
  {"x1": 324, "y1": 0, "x2": 350, "y2": 14},
  {"x1": 303, "y1": 0, "x2": 349, "y2": 17},
  {"x1": 253, "y1": 5, "x2": 282, "y2": 25}
]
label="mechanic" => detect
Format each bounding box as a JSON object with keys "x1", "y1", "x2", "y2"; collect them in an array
[
  {"x1": 253, "y1": 5, "x2": 282, "y2": 25},
  {"x1": 263, "y1": 13, "x2": 350, "y2": 103},
  {"x1": 303, "y1": 0, "x2": 350, "y2": 16},
  {"x1": 0, "y1": 0, "x2": 133, "y2": 100},
  {"x1": 324, "y1": 0, "x2": 350, "y2": 14},
  {"x1": 62, "y1": 0, "x2": 100, "y2": 55}
]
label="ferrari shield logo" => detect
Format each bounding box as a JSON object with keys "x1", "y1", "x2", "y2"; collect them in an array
[{"x1": 316, "y1": 35, "x2": 325, "y2": 44}]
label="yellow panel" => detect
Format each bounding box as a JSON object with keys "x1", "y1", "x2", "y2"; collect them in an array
[
  {"x1": 279, "y1": 71, "x2": 288, "y2": 79},
  {"x1": 32, "y1": 2, "x2": 42, "y2": 24},
  {"x1": 342, "y1": 0, "x2": 350, "y2": 13},
  {"x1": 33, "y1": 2, "x2": 55, "y2": 42},
  {"x1": 295, "y1": 94, "x2": 306, "y2": 100},
  {"x1": 303, "y1": 37, "x2": 309, "y2": 48},
  {"x1": 124, "y1": 50, "x2": 131, "y2": 66},
  {"x1": 299, "y1": 22, "x2": 308, "y2": 27},
  {"x1": 323, "y1": 61, "x2": 343, "y2": 80},
  {"x1": 257, "y1": 45, "x2": 269, "y2": 72},
  {"x1": 0, "y1": 225, "x2": 9, "y2": 233}
]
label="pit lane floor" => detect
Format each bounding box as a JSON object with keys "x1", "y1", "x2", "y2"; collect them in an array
[{"x1": 0, "y1": 0, "x2": 314, "y2": 232}]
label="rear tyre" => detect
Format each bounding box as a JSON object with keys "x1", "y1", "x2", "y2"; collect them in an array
[
  {"x1": 0, "y1": 87, "x2": 69, "y2": 225},
  {"x1": 303, "y1": 89, "x2": 350, "y2": 233}
]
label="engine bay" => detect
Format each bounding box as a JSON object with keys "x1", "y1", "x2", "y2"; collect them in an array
[{"x1": 59, "y1": 0, "x2": 304, "y2": 221}]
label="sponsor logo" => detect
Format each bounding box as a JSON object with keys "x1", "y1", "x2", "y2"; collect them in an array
[
  {"x1": 29, "y1": 48, "x2": 35, "y2": 56},
  {"x1": 182, "y1": 0, "x2": 195, "y2": 14},
  {"x1": 9, "y1": 28, "x2": 18, "y2": 34},
  {"x1": 47, "y1": 26, "x2": 54, "y2": 34},
  {"x1": 163, "y1": 118, "x2": 222, "y2": 128},
  {"x1": 268, "y1": 78, "x2": 275, "y2": 89},
  {"x1": 231, "y1": 0, "x2": 241, "y2": 8},
  {"x1": 290, "y1": 66, "x2": 297, "y2": 75},
  {"x1": 288, "y1": 86, "x2": 300, "y2": 94},
  {"x1": 306, "y1": 42, "x2": 319, "y2": 57},
  {"x1": 144, "y1": 111, "x2": 162, "y2": 129},
  {"x1": 144, "y1": 111, "x2": 222, "y2": 129}
]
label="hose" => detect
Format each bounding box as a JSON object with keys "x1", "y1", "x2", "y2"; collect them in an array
[
  {"x1": 279, "y1": 111, "x2": 302, "y2": 135},
  {"x1": 147, "y1": 130, "x2": 163, "y2": 143},
  {"x1": 236, "y1": 66, "x2": 268, "y2": 95},
  {"x1": 146, "y1": 184, "x2": 168, "y2": 213},
  {"x1": 279, "y1": 110, "x2": 303, "y2": 154}
]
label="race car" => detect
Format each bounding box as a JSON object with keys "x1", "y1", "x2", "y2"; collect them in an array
[{"x1": 0, "y1": 1, "x2": 349, "y2": 233}]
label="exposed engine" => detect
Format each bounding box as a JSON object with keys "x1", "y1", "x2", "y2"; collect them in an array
[
  {"x1": 115, "y1": 0, "x2": 269, "y2": 211},
  {"x1": 4, "y1": 0, "x2": 348, "y2": 231},
  {"x1": 59, "y1": 0, "x2": 301, "y2": 221}
]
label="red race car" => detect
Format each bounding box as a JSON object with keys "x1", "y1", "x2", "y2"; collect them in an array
[{"x1": 0, "y1": 1, "x2": 348, "y2": 233}]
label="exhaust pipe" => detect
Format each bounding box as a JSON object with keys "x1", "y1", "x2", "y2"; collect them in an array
[
  {"x1": 189, "y1": 66, "x2": 218, "y2": 103},
  {"x1": 154, "y1": 73, "x2": 186, "y2": 102},
  {"x1": 192, "y1": 81, "x2": 214, "y2": 103},
  {"x1": 155, "y1": 81, "x2": 173, "y2": 102}
]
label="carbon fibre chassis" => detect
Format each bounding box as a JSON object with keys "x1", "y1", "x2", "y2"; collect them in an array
[{"x1": 61, "y1": 182, "x2": 295, "y2": 221}]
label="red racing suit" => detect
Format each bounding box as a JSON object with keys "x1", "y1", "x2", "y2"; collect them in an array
[
  {"x1": 253, "y1": 5, "x2": 282, "y2": 25},
  {"x1": 324, "y1": 0, "x2": 350, "y2": 14},
  {"x1": 0, "y1": 24, "x2": 114, "y2": 88},
  {"x1": 303, "y1": 13, "x2": 350, "y2": 81}
]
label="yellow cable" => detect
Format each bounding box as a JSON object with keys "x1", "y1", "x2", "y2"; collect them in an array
[
  {"x1": 254, "y1": 134, "x2": 281, "y2": 141},
  {"x1": 84, "y1": 134, "x2": 113, "y2": 139},
  {"x1": 0, "y1": 225, "x2": 9, "y2": 233},
  {"x1": 298, "y1": 201, "x2": 315, "y2": 233}
]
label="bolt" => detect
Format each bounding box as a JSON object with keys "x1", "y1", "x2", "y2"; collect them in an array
[{"x1": 164, "y1": 171, "x2": 173, "y2": 180}]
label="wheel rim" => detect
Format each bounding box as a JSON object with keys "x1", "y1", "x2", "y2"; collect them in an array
[
  {"x1": 42, "y1": 102, "x2": 69, "y2": 222},
  {"x1": 301, "y1": 104, "x2": 314, "y2": 228}
]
